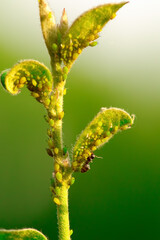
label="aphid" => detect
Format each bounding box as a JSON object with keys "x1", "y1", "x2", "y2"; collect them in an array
[
  {"x1": 81, "y1": 153, "x2": 95, "y2": 173},
  {"x1": 63, "y1": 146, "x2": 68, "y2": 155},
  {"x1": 81, "y1": 163, "x2": 90, "y2": 173},
  {"x1": 46, "y1": 148, "x2": 54, "y2": 157}
]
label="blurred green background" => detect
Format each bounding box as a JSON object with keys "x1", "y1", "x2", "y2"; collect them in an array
[{"x1": 0, "y1": 0, "x2": 160, "y2": 239}]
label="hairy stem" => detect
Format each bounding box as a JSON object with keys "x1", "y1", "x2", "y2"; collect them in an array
[
  {"x1": 57, "y1": 185, "x2": 71, "y2": 240},
  {"x1": 51, "y1": 79, "x2": 64, "y2": 152},
  {"x1": 50, "y1": 61, "x2": 71, "y2": 240}
]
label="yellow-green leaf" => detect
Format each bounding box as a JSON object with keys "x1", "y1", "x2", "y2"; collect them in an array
[
  {"x1": 38, "y1": 0, "x2": 57, "y2": 54},
  {"x1": 72, "y1": 107, "x2": 134, "y2": 172},
  {"x1": 0, "y1": 228, "x2": 48, "y2": 240},
  {"x1": 60, "y1": 2, "x2": 128, "y2": 67},
  {"x1": 0, "y1": 60, "x2": 53, "y2": 107}
]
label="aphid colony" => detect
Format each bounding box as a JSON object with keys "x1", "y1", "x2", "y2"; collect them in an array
[
  {"x1": 72, "y1": 108, "x2": 134, "y2": 172},
  {"x1": 1, "y1": 60, "x2": 53, "y2": 107},
  {"x1": 50, "y1": 19, "x2": 101, "y2": 69},
  {"x1": 0, "y1": 60, "x2": 68, "y2": 160},
  {"x1": 60, "y1": 31, "x2": 99, "y2": 67}
]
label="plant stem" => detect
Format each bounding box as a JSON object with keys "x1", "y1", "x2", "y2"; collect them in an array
[
  {"x1": 50, "y1": 62, "x2": 71, "y2": 240},
  {"x1": 57, "y1": 185, "x2": 71, "y2": 240},
  {"x1": 51, "y1": 78, "x2": 64, "y2": 152}
]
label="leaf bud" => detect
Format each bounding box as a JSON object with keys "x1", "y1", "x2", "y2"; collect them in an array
[{"x1": 59, "y1": 8, "x2": 69, "y2": 35}]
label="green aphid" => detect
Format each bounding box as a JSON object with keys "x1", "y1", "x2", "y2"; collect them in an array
[
  {"x1": 47, "y1": 129, "x2": 52, "y2": 138},
  {"x1": 106, "y1": 131, "x2": 111, "y2": 137},
  {"x1": 32, "y1": 79, "x2": 37, "y2": 87},
  {"x1": 49, "y1": 119, "x2": 55, "y2": 127},
  {"x1": 56, "y1": 172, "x2": 62, "y2": 182},
  {"x1": 72, "y1": 53, "x2": 79, "y2": 60},
  {"x1": 52, "y1": 43, "x2": 58, "y2": 53},
  {"x1": 70, "y1": 177, "x2": 75, "y2": 185},
  {"x1": 63, "y1": 147, "x2": 68, "y2": 155},
  {"x1": 63, "y1": 66, "x2": 68, "y2": 74},
  {"x1": 55, "y1": 63, "x2": 62, "y2": 73},
  {"x1": 48, "y1": 11, "x2": 52, "y2": 19},
  {"x1": 54, "y1": 197, "x2": 61, "y2": 205},
  {"x1": 55, "y1": 186, "x2": 61, "y2": 196},
  {"x1": 48, "y1": 139, "x2": 54, "y2": 148},
  {"x1": 70, "y1": 230, "x2": 73, "y2": 236},
  {"x1": 89, "y1": 41, "x2": 98, "y2": 47},
  {"x1": 43, "y1": 98, "x2": 50, "y2": 106},
  {"x1": 31, "y1": 91, "x2": 40, "y2": 98},
  {"x1": 63, "y1": 74, "x2": 67, "y2": 80}
]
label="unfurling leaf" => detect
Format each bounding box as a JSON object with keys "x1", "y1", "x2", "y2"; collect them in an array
[
  {"x1": 0, "y1": 228, "x2": 48, "y2": 240},
  {"x1": 38, "y1": 0, "x2": 57, "y2": 54},
  {"x1": 0, "y1": 60, "x2": 53, "y2": 107},
  {"x1": 60, "y1": 2, "x2": 128, "y2": 67},
  {"x1": 72, "y1": 107, "x2": 134, "y2": 172}
]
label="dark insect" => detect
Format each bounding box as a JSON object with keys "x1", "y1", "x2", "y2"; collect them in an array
[
  {"x1": 46, "y1": 148, "x2": 54, "y2": 157},
  {"x1": 81, "y1": 153, "x2": 95, "y2": 173}
]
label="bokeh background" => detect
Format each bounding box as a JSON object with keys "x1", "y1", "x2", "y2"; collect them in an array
[{"x1": 0, "y1": 0, "x2": 160, "y2": 239}]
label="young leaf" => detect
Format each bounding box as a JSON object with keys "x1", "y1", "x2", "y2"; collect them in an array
[
  {"x1": 72, "y1": 107, "x2": 134, "y2": 172},
  {"x1": 38, "y1": 0, "x2": 57, "y2": 54},
  {"x1": 59, "y1": 8, "x2": 69, "y2": 36},
  {"x1": 60, "y1": 2, "x2": 128, "y2": 67},
  {"x1": 0, "y1": 228, "x2": 48, "y2": 240},
  {"x1": 0, "y1": 60, "x2": 53, "y2": 107}
]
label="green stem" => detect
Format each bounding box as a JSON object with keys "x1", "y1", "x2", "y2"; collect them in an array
[
  {"x1": 57, "y1": 185, "x2": 71, "y2": 240},
  {"x1": 48, "y1": 62, "x2": 65, "y2": 157},
  {"x1": 50, "y1": 62, "x2": 71, "y2": 240},
  {"x1": 51, "y1": 79, "x2": 64, "y2": 151}
]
